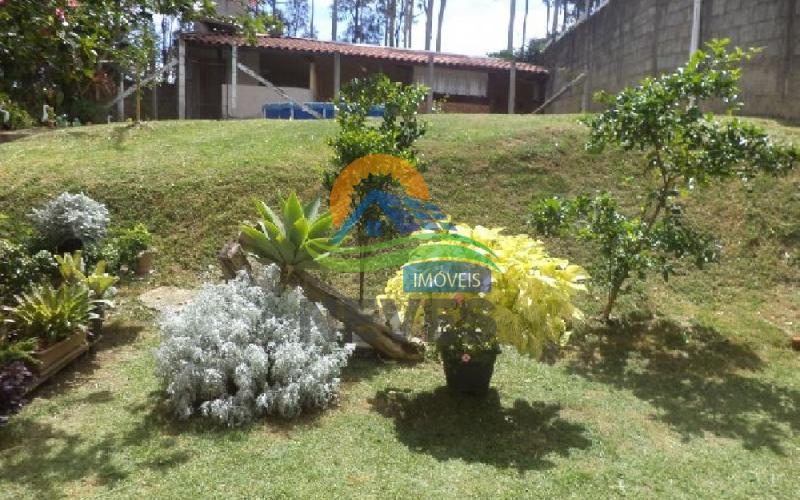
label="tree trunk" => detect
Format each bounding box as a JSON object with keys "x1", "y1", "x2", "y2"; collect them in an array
[
  {"x1": 332, "y1": 0, "x2": 338, "y2": 41},
  {"x1": 551, "y1": 0, "x2": 559, "y2": 37},
  {"x1": 507, "y1": 0, "x2": 516, "y2": 52},
  {"x1": 561, "y1": 0, "x2": 567, "y2": 32},
  {"x1": 404, "y1": 0, "x2": 413, "y2": 48},
  {"x1": 435, "y1": 0, "x2": 446, "y2": 52},
  {"x1": 601, "y1": 279, "x2": 622, "y2": 322},
  {"x1": 521, "y1": 0, "x2": 529, "y2": 53},
  {"x1": 289, "y1": 270, "x2": 425, "y2": 361},
  {"x1": 424, "y1": 0, "x2": 434, "y2": 51},
  {"x1": 545, "y1": 1, "x2": 550, "y2": 37},
  {"x1": 388, "y1": 0, "x2": 396, "y2": 47}
]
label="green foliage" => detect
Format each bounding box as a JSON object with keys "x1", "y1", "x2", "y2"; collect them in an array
[
  {"x1": 55, "y1": 252, "x2": 118, "y2": 300},
  {"x1": 434, "y1": 296, "x2": 500, "y2": 364},
  {"x1": 0, "y1": 1, "x2": 213, "y2": 119},
  {"x1": 239, "y1": 193, "x2": 335, "y2": 277},
  {"x1": 531, "y1": 40, "x2": 798, "y2": 320},
  {"x1": 0, "y1": 326, "x2": 38, "y2": 366},
  {"x1": 0, "y1": 240, "x2": 58, "y2": 307},
  {"x1": 327, "y1": 74, "x2": 428, "y2": 181},
  {"x1": 5, "y1": 283, "x2": 93, "y2": 345},
  {"x1": 0, "y1": 92, "x2": 36, "y2": 130}
]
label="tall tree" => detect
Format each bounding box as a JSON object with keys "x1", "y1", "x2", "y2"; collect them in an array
[
  {"x1": 403, "y1": 0, "x2": 414, "y2": 47},
  {"x1": 386, "y1": 0, "x2": 397, "y2": 46},
  {"x1": 332, "y1": 0, "x2": 338, "y2": 40},
  {"x1": 544, "y1": 0, "x2": 551, "y2": 37},
  {"x1": 423, "y1": 0, "x2": 434, "y2": 51},
  {"x1": 283, "y1": 0, "x2": 311, "y2": 36},
  {"x1": 507, "y1": 0, "x2": 516, "y2": 52},
  {"x1": 435, "y1": 0, "x2": 446, "y2": 52},
  {"x1": 521, "y1": 0, "x2": 529, "y2": 52},
  {"x1": 550, "y1": 0, "x2": 559, "y2": 38}
]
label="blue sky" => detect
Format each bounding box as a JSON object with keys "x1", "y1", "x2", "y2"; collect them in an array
[{"x1": 309, "y1": 0, "x2": 549, "y2": 56}]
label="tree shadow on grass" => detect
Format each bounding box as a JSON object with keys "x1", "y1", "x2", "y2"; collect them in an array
[
  {"x1": 567, "y1": 317, "x2": 800, "y2": 454},
  {"x1": 31, "y1": 322, "x2": 146, "y2": 401},
  {"x1": 370, "y1": 387, "x2": 591, "y2": 471}
]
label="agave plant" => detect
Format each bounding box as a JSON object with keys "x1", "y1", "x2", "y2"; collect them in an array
[{"x1": 239, "y1": 193, "x2": 336, "y2": 279}]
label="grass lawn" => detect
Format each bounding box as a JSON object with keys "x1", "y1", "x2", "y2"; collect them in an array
[{"x1": 0, "y1": 115, "x2": 798, "y2": 498}]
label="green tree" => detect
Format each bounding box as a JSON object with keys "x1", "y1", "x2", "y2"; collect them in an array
[
  {"x1": 327, "y1": 74, "x2": 428, "y2": 305},
  {"x1": 0, "y1": 1, "x2": 213, "y2": 121},
  {"x1": 531, "y1": 40, "x2": 798, "y2": 321}
]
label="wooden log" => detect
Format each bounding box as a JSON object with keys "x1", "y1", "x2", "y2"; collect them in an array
[
  {"x1": 288, "y1": 270, "x2": 425, "y2": 361},
  {"x1": 218, "y1": 240, "x2": 252, "y2": 280}
]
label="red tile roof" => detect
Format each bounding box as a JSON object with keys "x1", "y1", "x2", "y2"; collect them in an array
[{"x1": 181, "y1": 33, "x2": 548, "y2": 74}]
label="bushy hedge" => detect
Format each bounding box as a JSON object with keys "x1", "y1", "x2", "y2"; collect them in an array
[{"x1": 155, "y1": 266, "x2": 353, "y2": 426}]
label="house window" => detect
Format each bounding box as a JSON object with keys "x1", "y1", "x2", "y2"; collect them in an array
[{"x1": 413, "y1": 67, "x2": 488, "y2": 97}]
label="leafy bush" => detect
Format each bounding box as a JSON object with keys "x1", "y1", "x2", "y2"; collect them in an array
[
  {"x1": 86, "y1": 224, "x2": 152, "y2": 273},
  {"x1": 328, "y1": 74, "x2": 429, "y2": 179},
  {"x1": 0, "y1": 92, "x2": 36, "y2": 130},
  {"x1": 531, "y1": 40, "x2": 798, "y2": 320},
  {"x1": 154, "y1": 266, "x2": 354, "y2": 426},
  {"x1": 29, "y1": 192, "x2": 110, "y2": 252},
  {"x1": 239, "y1": 194, "x2": 334, "y2": 280},
  {"x1": 6, "y1": 283, "x2": 93, "y2": 345},
  {"x1": 56, "y1": 252, "x2": 118, "y2": 300},
  {"x1": 0, "y1": 239, "x2": 58, "y2": 306},
  {"x1": 380, "y1": 225, "x2": 587, "y2": 359},
  {"x1": 0, "y1": 361, "x2": 34, "y2": 426}
]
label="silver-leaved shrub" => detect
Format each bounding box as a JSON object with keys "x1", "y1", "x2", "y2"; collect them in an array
[
  {"x1": 154, "y1": 265, "x2": 354, "y2": 426},
  {"x1": 29, "y1": 192, "x2": 110, "y2": 249}
]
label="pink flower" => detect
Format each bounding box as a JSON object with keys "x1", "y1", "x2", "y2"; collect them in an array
[
  {"x1": 67, "y1": 0, "x2": 79, "y2": 7},
  {"x1": 55, "y1": 7, "x2": 65, "y2": 20},
  {"x1": 453, "y1": 293, "x2": 465, "y2": 306},
  {"x1": 461, "y1": 353, "x2": 471, "y2": 363}
]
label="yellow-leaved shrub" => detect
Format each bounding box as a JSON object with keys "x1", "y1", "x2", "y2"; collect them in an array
[{"x1": 379, "y1": 225, "x2": 588, "y2": 359}]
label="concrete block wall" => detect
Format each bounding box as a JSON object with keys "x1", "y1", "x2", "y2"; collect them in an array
[{"x1": 540, "y1": 0, "x2": 800, "y2": 119}]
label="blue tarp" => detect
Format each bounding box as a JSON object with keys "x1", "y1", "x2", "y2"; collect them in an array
[{"x1": 262, "y1": 102, "x2": 384, "y2": 120}]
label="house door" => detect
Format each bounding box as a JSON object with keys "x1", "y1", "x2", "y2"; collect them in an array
[{"x1": 189, "y1": 58, "x2": 224, "y2": 119}]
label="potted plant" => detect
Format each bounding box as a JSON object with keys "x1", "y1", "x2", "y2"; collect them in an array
[
  {"x1": 436, "y1": 294, "x2": 500, "y2": 394},
  {"x1": 4, "y1": 283, "x2": 93, "y2": 379},
  {"x1": 379, "y1": 225, "x2": 588, "y2": 387}
]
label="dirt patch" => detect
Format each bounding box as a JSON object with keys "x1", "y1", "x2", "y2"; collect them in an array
[{"x1": 138, "y1": 287, "x2": 197, "y2": 313}]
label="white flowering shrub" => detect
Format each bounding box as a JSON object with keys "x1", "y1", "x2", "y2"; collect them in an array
[
  {"x1": 154, "y1": 265, "x2": 354, "y2": 426},
  {"x1": 29, "y1": 192, "x2": 110, "y2": 250}
]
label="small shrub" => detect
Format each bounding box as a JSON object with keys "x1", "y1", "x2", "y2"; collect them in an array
[
  {"x1": 29, "y1": 193, "x2": 110, "y2": 252},
  {"x1": 239, "y1": 194, "x2": 334, "y2": 280},
  {"x1": 380, "y1": 225, "x2": 587, "y2": 359},
  {"x1": 0, "y1": 361, "x2": 34, "y2": 426},
  {"x1": 154, "y1": 266, "x2": 353, "y2": 426},
  {"x1": 0, "y1": 239, "x2": 58, "y2": 305},
  {"x1": 6, "y1": 283, "x2": 93, "y2": 345},
  {"x1": 0, "y1": 93, "x2": 36, "y2": 130},
  {"x1": 530, "y1": 40, "x2": 798, "y2": 320}
]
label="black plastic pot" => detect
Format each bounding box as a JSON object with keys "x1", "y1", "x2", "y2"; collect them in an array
[{"x1": 442, "y1": 352, "x2": 498, "y2": 395}]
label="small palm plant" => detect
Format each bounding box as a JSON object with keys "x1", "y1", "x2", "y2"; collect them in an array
[
  {"x1": 239, "y1": 193, "x2": 336, "y2": 281},
  {"x1": 5, "y1": 283, "x2": 94, "y2": 346}
]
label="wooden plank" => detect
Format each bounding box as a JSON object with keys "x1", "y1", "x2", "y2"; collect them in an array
[
  {"x1": 532, "y1": 72, "x2": 586, "y2": 114},
  {"x1": 236, "y1": 62, "x2": 322, "y2": 118},
  {"x1": 106, "y1": 59, "x2": 177, "y2": 109}
]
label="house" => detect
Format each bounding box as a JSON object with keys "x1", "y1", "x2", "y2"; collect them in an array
[{"x1": 175, "y1": 32, "x2": 548, "y2": 119}]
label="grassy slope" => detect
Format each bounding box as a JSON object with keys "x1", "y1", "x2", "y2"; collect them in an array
[{"x1": 0, "y1": 115, "x2": 798, "y2": 498}]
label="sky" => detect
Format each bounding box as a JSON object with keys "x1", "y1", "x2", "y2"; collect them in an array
[{"x1": 309, "y1": 0, "x2": 550, "y2": 56}]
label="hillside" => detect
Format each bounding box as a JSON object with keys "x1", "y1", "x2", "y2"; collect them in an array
[{"x1": 0, "y1": 115, "x2": 797, "y2": 333}]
